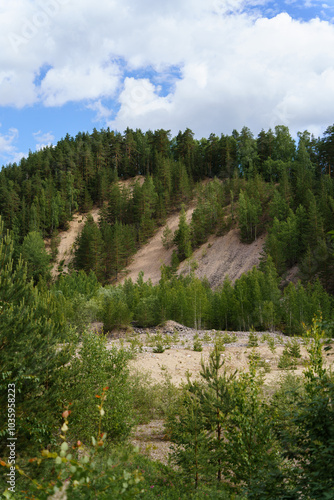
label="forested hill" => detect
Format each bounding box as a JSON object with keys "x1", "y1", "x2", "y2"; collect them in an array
[{"x1": 1, "y1": 124, "x2": 333, "y2": 293}]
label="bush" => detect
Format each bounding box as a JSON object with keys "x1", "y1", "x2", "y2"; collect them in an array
[
  {"x1": 101, "y1": 288, "x2": 133, "y2": 331},
  {"x1": 62, "y1": 331, "x2": 134, "y2": 443}
]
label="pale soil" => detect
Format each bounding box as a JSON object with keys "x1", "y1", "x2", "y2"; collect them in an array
[
  {"x1": 119, "y1": 214, "x2": 266, "y2": 288},
  {"x1": 179, "y1": 229, "x2": 266, "y2": 288},
  {"x1": 131, "y1": 420, "x2": 173, "y2": 467},
  {"x1": 47, "y1": 207, "x2": 100, "y2": 277},
  {"x1": 118, "y1": 175, "x2": 145, "y2": 191},
  {"x1": 108, "y1": 320, "x2": 334, "y2": 387},
  {"x1": 118, "y1": 206, "x2": 195, "y2": 286},
  {"x1": 105, "y1": 320, "x2": 334, "y2": 465}
]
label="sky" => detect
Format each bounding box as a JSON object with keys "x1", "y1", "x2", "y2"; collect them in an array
[{"x1": 0, "y1": 0, "x2": 334, "y2": 167}]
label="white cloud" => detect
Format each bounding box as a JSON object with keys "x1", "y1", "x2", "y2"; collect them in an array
[
  {"x1": 87, "y1": 100, "x2": 114, "y2": 122},
  {"x1": 0, "y1": 127, "x2": 26, "y2": 165},
  {"x1": 109, "y1": 10, "x2": 334, "y2": 137},
  {"x1": 0, "y1": 0, "x2": 334, "y2": 138},
  {"x1": 39, "y1": 64, "x2": 120, "y2": 106},
  {"x1": 33, "y1": 130, "x2": 55, "y2": 150}
]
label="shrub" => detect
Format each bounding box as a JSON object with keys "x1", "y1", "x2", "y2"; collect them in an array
[
  {"x1": 62, "y1": 331, "x2": 134, "y2": 443},
  {"x1": 193, "y1": 339, "x2": 203, "y2": 352},
  {"x1": 248, "y1": 330, "x2": 259, "y2": 347}
]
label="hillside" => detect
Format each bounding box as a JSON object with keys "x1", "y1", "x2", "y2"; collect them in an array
[
  {"x1": 119, "y1": 219, "x2": 266, "y2": 288},
  {"x1": 49, "y1": 201, "x2": 266, "y2": 288},
  {"x1": 178, "y1": 228, "x2": 266, "y2": 288},
  {"x1": 118, "y1": 205, "x2": 195, "y2": 285},
  {"x1": 46, "y1": 207, "x2": 100, "y2": 277}
]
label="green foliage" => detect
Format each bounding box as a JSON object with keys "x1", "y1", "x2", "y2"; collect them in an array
[
  {"x1": 278, "y1": 351, "x2": 297, "y2": 370},
  {"x1": 74, "y1": 214, "x2": 104, "y2": 280},
  {"x1": 169, "y1": 389, "x2": 209, "y2": 487},
  {"x1": 190, "y1": 180, "x2": 226, "y2": 247},
  {"x1": 248, "y1": 330, "x2": 259, "y2": 347},
  {"x1": 238, "y1": 190, "x2": 262, "y2": 242},
  {"x1": 266, "y1": 336, "x2": 276, "y2": 353},
  {"x1": 20, "y1": 230, "x2": 51, "y2": 283},
  {"x1": 275, "y1": 317, "x2": 334, "y2": 498},
  {"x1": 62, "y1": 331, "x2": 134, "y2": 443},
  {"x1": 0, "y1": 217, "x2": 74, "y2": 450},
  {"x1": 100, "y1": 286, "x2": 133, "y2": 331},
  {"x1": 129, "y1": 370, "x2": 179, "y2": 424},
  {"x1": 115, "y1": 262, "x2": 333, "y2": 334},
  {"x1": 3, "y1": 397, "x2": 144, "y2": 499},
  {"x1": 54, "y1": 269, "x2": 99, "y2": 299},
  {"x1": 174, "y1": 204, "x2": 192, "y2": 261},
  {"x1": 286, "y1": 338, "x2": 302, "y2": 358},
  {"x1": 193, "y1": 338, "x2": 203, "y2": 352},
  {"x1": 1, "y1": 124, "x2": 334, "y2": 498},
  {"x1": 214, "y1": 332, "x2": 226, "y2": 353},
  {"x1": 278, "y1": 338, "x2": 302, "y2": 370},
  {"x1": 153, "y1": 343, "x2": 165, "y2": 353},
  {"x1": 221, "y1": 365, "x2": 282, "y2": 496},
  {"x1": 169, "y1": 348, "x2": 238, "y2": 486}
]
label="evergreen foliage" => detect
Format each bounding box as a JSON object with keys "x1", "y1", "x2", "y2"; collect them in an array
[{"x1": 0, "y1": 217, "x2": 73, "y2": 448}]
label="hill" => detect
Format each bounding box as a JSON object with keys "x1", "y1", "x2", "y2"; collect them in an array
[
  {"x1": 119, "y1": 213, "x2": 266, "y2": 288},
  {"x1": 49, "y1": 194, "x2": 266, "y2": 289}
]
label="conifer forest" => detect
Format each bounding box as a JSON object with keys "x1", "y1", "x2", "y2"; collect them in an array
[{"x1": 1, "y1": 124, "x2": 334, "y2": 499}]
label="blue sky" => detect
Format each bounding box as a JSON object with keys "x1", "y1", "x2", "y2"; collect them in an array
[{"x1": 0, "y1": 0, "x2": 334, "y2": 167}]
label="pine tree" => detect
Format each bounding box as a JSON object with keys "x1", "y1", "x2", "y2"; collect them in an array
[
  {"x1": 168, "y1": 388, "x2": 208, "y2": 488},
  {"x1": 0, "y1": 217, "x2": 72, "y2": 449},
  {"x1": 198, "y1": 347, "x2": 238, "y2": 481},
  {"x1": 20, "y1": 230, "x2": 51, "y2": 284},
  {"x1": 74, "y1": 215, "x2": 104, "y2": 280},
  {"x1": 174, "y1": 204, "x2": 192, "y2": 261}
]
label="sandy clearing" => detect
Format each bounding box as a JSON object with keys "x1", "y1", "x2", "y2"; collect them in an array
[
  {"x1": 106, "y1": 320, "x2": 334, "y2": 388},
  {"x1": 128, "y1": 344, "x2": 314, "y2": 387}
]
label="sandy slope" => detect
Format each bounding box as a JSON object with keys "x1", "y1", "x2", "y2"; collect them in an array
[
  {"x1": 119, "y1": 206, "x2": 195, "y2": 285},
  {"x1": 49, "y1": 207, "x2": 100, "y2": 277},
  {"x1": 179, "y1": 229, "x2": 266, "y2": 288},
  {"x1": 119, "y1": 213, "x2": 266, "y2": 288},
  {"x1": 48, "y1": 176, "x2": 265, "y2": 288}
]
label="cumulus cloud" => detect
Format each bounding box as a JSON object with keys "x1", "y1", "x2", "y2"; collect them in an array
[
  {"x1": 39, "y1": 64, "x2": 120, "y2": 106},
  {"x1": 109, "y1": 10, "x2": 334, "y2": 136},
  {"x1": 0, "y1": 0, "x2": 334, "y2": 138}
]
